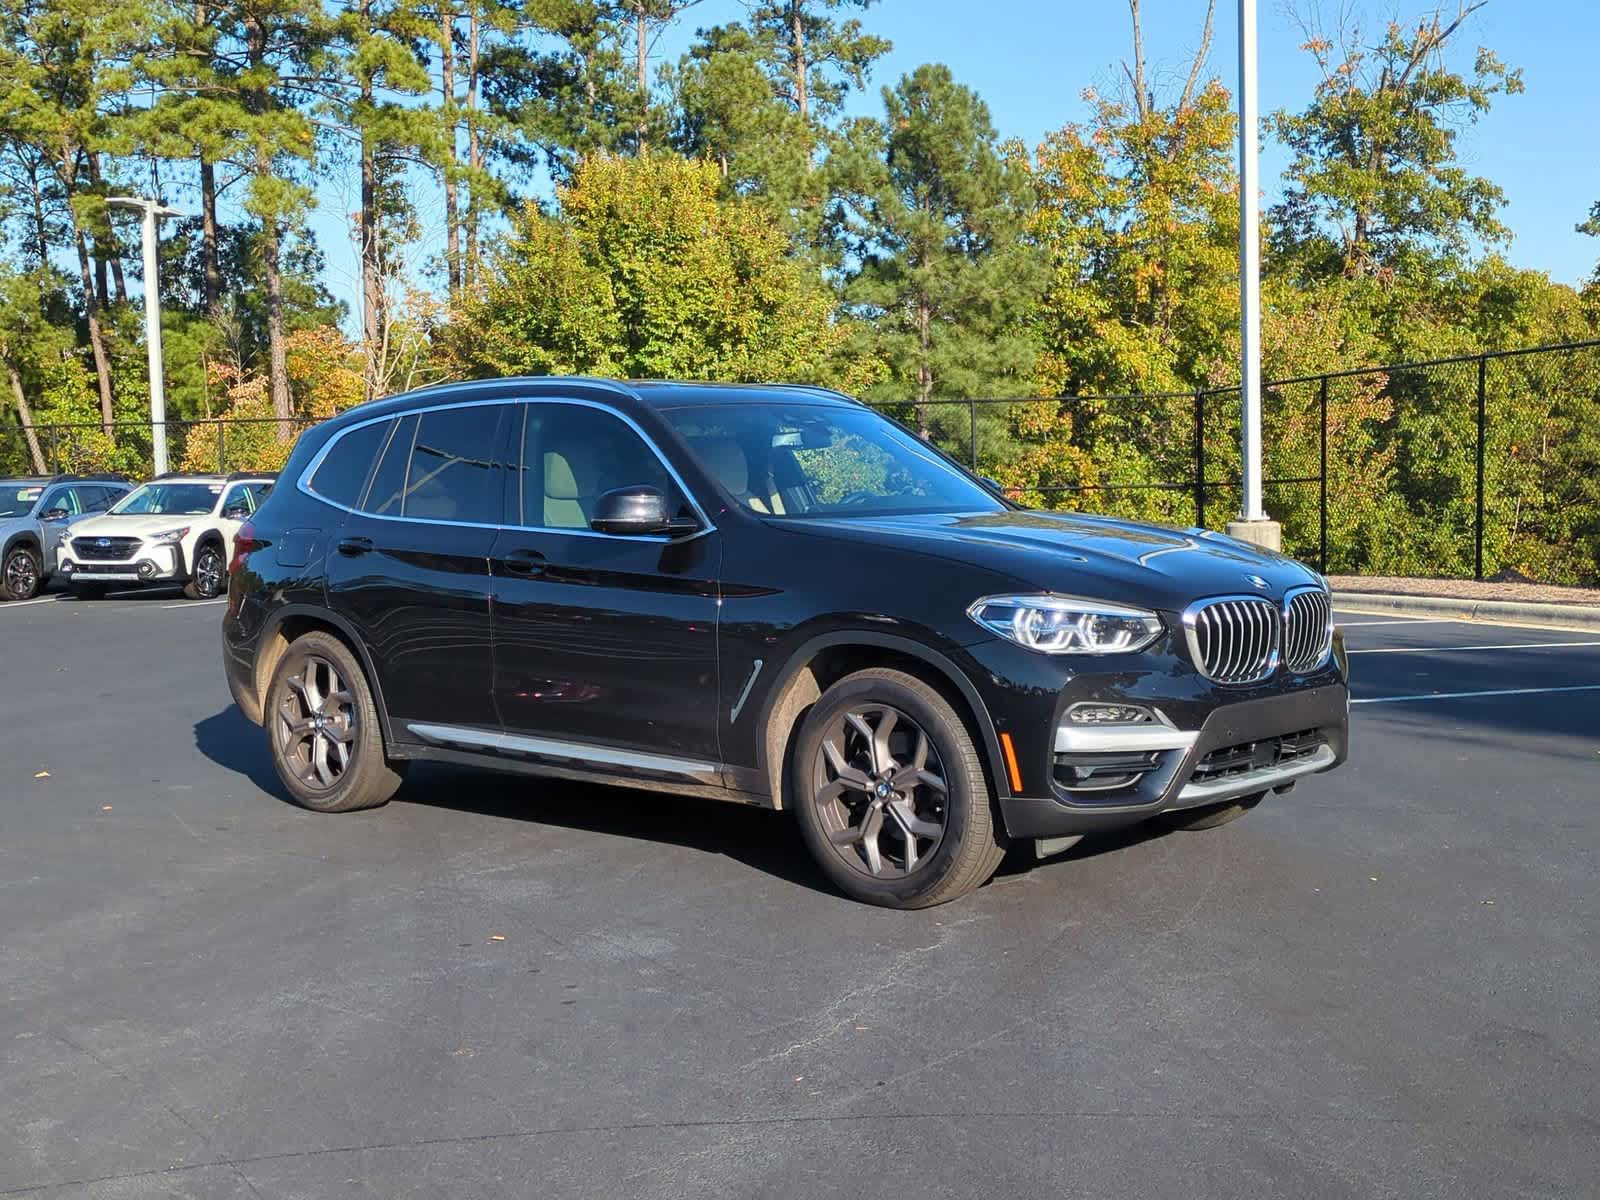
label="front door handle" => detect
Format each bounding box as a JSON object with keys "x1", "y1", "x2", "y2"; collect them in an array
[
  {"x1": 501, "y1": 549, "x2": 547, "y2": 576},
  {"x1": 337, "y1": 536, "x2": 374, "y2": 557}
]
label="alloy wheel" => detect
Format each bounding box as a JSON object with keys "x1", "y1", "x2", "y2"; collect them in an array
[
  {"x1": 810, "y1": 703, "x2": 948, "y2": 878},
  {"x1": 194, "y1": 547, "x2": 224, "y2": 597},
  {"x1": 275, "y1": 655, "x2": 358, "y2": 791},
  {"x1": 4, "y1": 549, "x2": 39, "y2": 599}
]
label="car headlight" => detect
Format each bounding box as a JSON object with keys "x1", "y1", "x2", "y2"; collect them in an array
[
  {"x1": 149, "y1": 526, "x2": 190, "y2": 545},
  {"x1": 967, "y1": 594, "x2": 1163, "y2": 655}
]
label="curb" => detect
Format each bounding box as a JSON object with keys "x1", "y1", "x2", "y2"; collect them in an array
[{"x1": 1332, "y1": 591, "x2": 1600, "y2": 632}]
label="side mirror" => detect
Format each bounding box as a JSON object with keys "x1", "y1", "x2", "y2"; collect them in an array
[
  {"x1": 223, "y1": 504, "x2": 249, "y2": 520},
  {"x1": 980, "y1": 477, "x2": 1004, "y2": 494},
  {"x1": 590, "y1": 486, "x2": 699, "y2": 538},
  {"x1": 40, "y1": 507, "x2": 69, "y2": 522}
]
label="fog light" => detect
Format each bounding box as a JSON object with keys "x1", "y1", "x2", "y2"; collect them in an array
[
  {"x1": 1066, "y1": 703, "x2": 1154, "y2": 725},
  {"x1": 137, "y1": 561, "x2": 157, "y2": 579},
  {"x1": 60, "y1": 560, "x2": 75, "y2": 574}
]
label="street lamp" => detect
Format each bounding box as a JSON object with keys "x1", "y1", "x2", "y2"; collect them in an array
[
  {"x1": 1226, "y1": 0, "x2": 1279, "y2": 550},
  {"x1": 106, "y1": 196, "x2": 185, "y2": 476}
]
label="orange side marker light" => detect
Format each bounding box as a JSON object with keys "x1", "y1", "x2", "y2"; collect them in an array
[{"x1": 998, "y1": 732, "x2": 1024, "y2": 794}]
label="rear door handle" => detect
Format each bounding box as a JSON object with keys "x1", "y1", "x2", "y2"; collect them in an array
[
  {"x1": 501, "y1": 549, "x2": 547, "y2": 575},
  {"x1": 337, "y1": 536, "x2": 374, "y2": 557}
]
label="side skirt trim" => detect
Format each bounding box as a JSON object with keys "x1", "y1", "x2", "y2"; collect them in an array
[{"x1": 404, "y1": 721, "x2": 722, "y2": 785}]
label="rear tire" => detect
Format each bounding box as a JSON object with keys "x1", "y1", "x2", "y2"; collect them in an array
[
  {"x1": 1, "y1": 543, "x2": 42, "y2": 601},
  {"x1": 265, "y1": 630, "x2": 405, "y2": 813},
  {"x1": 791, "y1": 668, "x2": 1008, "y2": 908},
  {"x1": 1166, "y1": 791, "x2": 1266, "y2": 831},
  {"x1": 184, "y1": 541, "x2": 226, "y2": 600},
  {"x1": 70, "y1": 582, "x2": 109, "y2": 601}
]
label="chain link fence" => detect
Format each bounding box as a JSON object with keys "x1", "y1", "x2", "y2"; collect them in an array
[{"x1": 5, "y1": 340, "x2": 1598, "y2": 583}]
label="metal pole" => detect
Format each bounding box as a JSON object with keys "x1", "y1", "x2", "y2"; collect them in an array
[
  {"x1": 140, "y1": 205, "x2": 167, "y2": 475},
  {"x1": 107, "y1": 197, "x2": 183, "y2": 476},
  {"x1": 1319, "y1": 375, "x2": 1328, "y2": 573},
  {"x1": 1237, "y1": 0, "x2": 1265, "y2": 523},
  {"x1": 969, "y1": 400, "x2": 978, "y2": 470},
  {"x1": 1193, "y1": 390, "x2": 1207, "y2": 528},
  {"x1": 1475, "y1": 356, "x2": 1487, "y2": 581}
]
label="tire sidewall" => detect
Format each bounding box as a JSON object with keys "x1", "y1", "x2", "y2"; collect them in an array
[
  {"x1": 2, "y1": 544, "x2": 42, "y2": 601},
  {"x1": 266, "y1": 632, "x2": 388, "y2": 813},
  {"x1": 792, "y1": 673, "x2": 986, "y2": 907},
  {"x1": 190, "y1": 542, "x2": 225, "y2": 599}
]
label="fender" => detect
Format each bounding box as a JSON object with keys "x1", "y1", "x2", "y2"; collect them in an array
[
  {"x1": 258, "y1": 602, "x2": 399, "y2": 748},
  {"x1": 2, "y1": 531, "x2": 43, "y2": 570},
  {"x1": 751, "y1": 628, "x2": 1012, "y2": 802}
]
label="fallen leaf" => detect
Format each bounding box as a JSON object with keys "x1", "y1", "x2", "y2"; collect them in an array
[
  {"x1": 33, "y1": 770, "x2": 49, "y2": 779},
  {"x1": 101, "y1": 805, "x2": 113, "y2": 812},
  {"x1": 488, "y1": 934, "x2": 506, "y2": 942}
]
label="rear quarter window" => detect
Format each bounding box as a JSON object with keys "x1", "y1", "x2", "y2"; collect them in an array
[{"x1": 308, "y1": 420, "x2": 391, "y2": 509}]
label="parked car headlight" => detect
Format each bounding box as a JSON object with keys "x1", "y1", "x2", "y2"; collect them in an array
[
  {"x1": 149, "y1": 526, "x2": 190, "y2": 545},
  {"x1": 967, "y1": 594, "x2": 1163, "y2": 654}
]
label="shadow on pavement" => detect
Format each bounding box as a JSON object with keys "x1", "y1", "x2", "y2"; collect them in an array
[{"x1": 194, "y1": 705, "x2": 282, "y2": 795}]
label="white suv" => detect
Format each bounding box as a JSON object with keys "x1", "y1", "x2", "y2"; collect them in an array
[{"x1": 58, "y1": 473, "x2": 275, "y2": 600}]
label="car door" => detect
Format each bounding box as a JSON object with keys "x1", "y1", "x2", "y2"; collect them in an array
[
  {"x1": 488, "y1": 398, "x2": 722, "y2": 779},
  {"x1": 324, "y1": 401, "x2": 513, "y2": 733}
]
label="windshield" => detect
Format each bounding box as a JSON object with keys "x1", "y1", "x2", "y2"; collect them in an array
[
  {"x1": 110, "y1": 482, "x2": 221, "y2": 516},
  {"x1": 0, "y1": 484, "x2": 45, "y2": 519},
  {"x1": 663, "y1": 403, "x2": 1006, "y2": 519}
]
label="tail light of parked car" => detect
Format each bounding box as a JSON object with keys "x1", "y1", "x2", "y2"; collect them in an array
[{"x1": 229, "y1": 521, "x2": 257, "y2": 577}]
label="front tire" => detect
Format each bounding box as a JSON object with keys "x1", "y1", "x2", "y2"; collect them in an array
[
  {"x1": 792, "y1": 668, "x2": 1008, "y2": 908},
  {"x1": 184, "y1": 541, "x2": 226, "y2": 599},
  {"x1": 1, "y1": 544, "x2": 42, "y2": 601},
  {"x1": 265, "y1": 630, "x2": 405, "y2": 813}
]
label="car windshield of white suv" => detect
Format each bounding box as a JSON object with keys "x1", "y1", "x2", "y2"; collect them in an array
[
  {"x1": 665, "y1": 403, "x2": 1006, "y2": 518},
  {"x1": 109, "y1": 482, "x2": 220, "y2": 516},
  {"x1": 0, "y1": 485, "x2": 44, "y2": 518}
]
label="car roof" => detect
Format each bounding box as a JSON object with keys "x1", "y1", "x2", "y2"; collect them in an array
[{"x1": 328, "y1": 377, "x2": 860, "y2": 425}]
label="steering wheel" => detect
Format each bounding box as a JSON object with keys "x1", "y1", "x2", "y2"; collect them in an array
[{"x1": 837, "y1": 490, "x2": 875, "y2": 506}]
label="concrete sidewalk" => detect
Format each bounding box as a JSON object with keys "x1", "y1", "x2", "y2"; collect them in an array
[{"x1": 1333, "y1": 589, "x2": 1600, "y2": 632}]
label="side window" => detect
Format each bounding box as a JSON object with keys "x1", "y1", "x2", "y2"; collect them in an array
[
  {"x1": 221, "y1": 484, "x2": 252, "y2": 516},
  {"x1": 42, "y1": 487, "x2": 81, "y2": 516},
  {"x1": 363, "y1": 415, "x2": 417, "y2": 516},
  {"x1": 520, "y1": 403, "x2": 673, "y2": 530},
  {"x1": 80, "y1": 487, "x2": 110, "y2": 513},
  {"x1": 308, "y1": 419, "x2": 391, "y2": 509},
  {"x1": 396, "y1": 405, "x2": 508, "y2": 524}
]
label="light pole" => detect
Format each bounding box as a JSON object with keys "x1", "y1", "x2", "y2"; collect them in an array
[
  {"x1": 1225, "y1": 0, "x2": 1279, "y2": 550},
  {"x1": 107, "y1": 196, "x2": 184, "y2": 476}
]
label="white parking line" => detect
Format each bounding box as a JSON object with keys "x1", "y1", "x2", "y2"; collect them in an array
[
  {"x1": 0, "y1": 594, "x2": 63, "y2": 609},
  {"x1": 161, "y1": 598, "x2": 226, "y2": 609},
  {"x1": 1348, "y1": 640, "x2": 1600, "y2": 655},
  {"x1": 1353, "y1": 684, "x2": 1600, "y2": 705},
  {"x1": 1336, "y1": 617, "x2": 1460, "y2": 627}
]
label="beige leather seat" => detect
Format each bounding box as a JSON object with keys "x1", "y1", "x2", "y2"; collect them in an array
[
  {"x1": 698, "y1": 438, "x2": 784, "y2": 514},
  {"x1": 543, "y1": 449, "x2": 590, "y2": 528}
]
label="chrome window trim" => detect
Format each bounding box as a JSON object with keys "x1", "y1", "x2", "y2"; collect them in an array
[
  {"x1": 1181, "y1": 593, "x2": 1282, "y2": 685},
  {"x1": 1281, "y1": 583, "x2": 1335, "y2": 674},
  {"x1": 296, "y1": 392, "x2": 717, "y2": 543}
]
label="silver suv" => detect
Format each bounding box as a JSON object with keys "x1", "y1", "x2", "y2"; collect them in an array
[{"x1": 0, "y1": 475, "x2": 132, "y2": 601}]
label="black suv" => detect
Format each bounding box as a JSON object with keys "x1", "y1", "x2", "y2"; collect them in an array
[{"x1": 222, "y1": 379, "x2": 1348, "y2": 908}]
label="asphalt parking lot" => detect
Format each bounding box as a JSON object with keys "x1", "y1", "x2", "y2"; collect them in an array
[{"x1": 2, "y1": 589, "x2": 1597, "y2": 1199}]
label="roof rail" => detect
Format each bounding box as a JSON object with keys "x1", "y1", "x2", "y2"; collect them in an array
[{"x1": 226, "y1": 470, "x2": 279, "y2": 481}]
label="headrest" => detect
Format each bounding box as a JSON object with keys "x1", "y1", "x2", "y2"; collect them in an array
[
  {"x1": 698, "y1": 439, "x2": 748, "y2": 495},
  {"x1": 544, "y1": 451, "x2": 581, "y2": 500}
]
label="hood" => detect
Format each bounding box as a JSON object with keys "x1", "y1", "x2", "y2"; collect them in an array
[
  {"x1": 788, "y1": 509, "x2": 1323, "y2": 612},
  {"x1": 69, "y1": 512, "x2": 210, "y2": 540}
]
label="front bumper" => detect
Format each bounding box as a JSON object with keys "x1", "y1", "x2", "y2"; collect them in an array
[
  {"x1": 59, "y1": 542, "x2": 187, "y2": 584},
  {"x1": 963, "y1": 625, "x2": 1350, "y2": 840}
]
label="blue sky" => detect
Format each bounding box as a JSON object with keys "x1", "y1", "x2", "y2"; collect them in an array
[{"x1": 305, "y1": 0, "x2": 1600, "y2": 317}]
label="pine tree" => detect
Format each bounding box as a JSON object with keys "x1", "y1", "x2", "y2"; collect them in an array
[{"x1": 830, "y1": 65, "x2": 1042, "y2": 448}]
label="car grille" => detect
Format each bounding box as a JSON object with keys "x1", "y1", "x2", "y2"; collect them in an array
[
  {"x1": 72, "y1": 536, "x2": 141, "y2": 562},
  {"x1": 1283, "y1": 588, "x2": 1334, "y2": 672},
  {"x1": 1189, "y1": 729, "x2": 1326, "y2": 785},
  {"x1": 1188, "y1": 597, "x2": 1279, "y2": 683}
]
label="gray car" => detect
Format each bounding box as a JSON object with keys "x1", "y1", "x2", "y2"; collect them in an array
[{"x1": 0, "y1": 475, "x2": 132, "y2": 601}]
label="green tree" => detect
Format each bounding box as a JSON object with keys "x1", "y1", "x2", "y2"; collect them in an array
[
  {"x1": 1270, "y1": 1, "x2": 1522, "y2": 280},
  {"x1": 441, "y1": 153, "x2": 837, "y2": 381},
  {"x1": 828, "y1": 64, "x2": 1042, "y2": 456}
]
